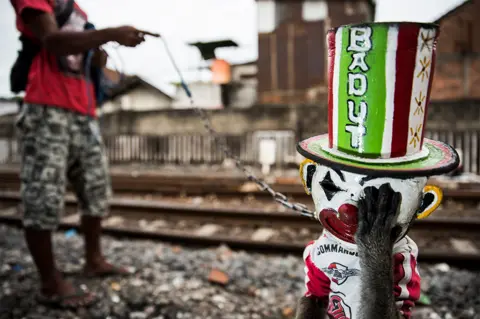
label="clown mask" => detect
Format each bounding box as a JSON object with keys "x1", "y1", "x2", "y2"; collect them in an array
[{"x1": 300, "y1": 159, "x2": 443, "y2": 243}]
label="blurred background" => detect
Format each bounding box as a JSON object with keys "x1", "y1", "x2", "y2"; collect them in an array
[
  {"x1": 0, "y1": 1, "x2": 479, "y2": 318},
  {"x1": 0, "y1": 0, "x2": 477, "y2": 174}
]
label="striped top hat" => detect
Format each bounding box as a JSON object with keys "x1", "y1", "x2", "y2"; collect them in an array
[{"x1": 297, "y1": 22, "x2": 459, "y2": 177}]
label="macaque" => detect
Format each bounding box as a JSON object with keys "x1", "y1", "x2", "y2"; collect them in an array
[
  {"x1": 294, "y1": 163, "x2": 443, "y2": 319},
  {"x1": 293, "y1": 21, "x2": 459, "y2": 319}
]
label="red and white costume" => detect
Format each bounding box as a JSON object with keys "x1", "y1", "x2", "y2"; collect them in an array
[{"x1": 303, "y1": 230, "x2": 421, "y2": 319}]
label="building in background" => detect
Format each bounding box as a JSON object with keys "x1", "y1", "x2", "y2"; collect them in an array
[
  {"x1": 100, "y1": 68, "x2": 173, "y2": 114},
  {"x1": 430, "y1": 0, "x2": 480, "y2": 100},
  {"x1": 180, "y1": 40, "x2": 258, "y2": 109},
  {"x1": 256, "y1": 0, "x2": 374, "y2": 105}
]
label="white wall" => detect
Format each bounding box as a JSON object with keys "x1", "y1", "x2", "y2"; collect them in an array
[
  {"x1": 172, "y1": 82, "x2": 223, "y2": 109},
  {"x1": 0, "y1": 100, "x2": 18, "y2": 117},
  {"x1": 101, "y1": 87, "x2": 172, "y2": 114}
]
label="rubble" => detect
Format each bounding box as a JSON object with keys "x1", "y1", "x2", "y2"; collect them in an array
[{"x1": 0, "y1": 224, "x2": 478, "y2": 318}]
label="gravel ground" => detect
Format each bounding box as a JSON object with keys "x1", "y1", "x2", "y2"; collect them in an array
[{"x1": 1, "y1": 224, "x2": 479, "y2": 319}]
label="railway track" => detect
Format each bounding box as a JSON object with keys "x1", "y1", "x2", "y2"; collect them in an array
[
  {"x1": 1, "y1": 169, "x2": 480, "y2": 202},
  {"x1": 1, "y1": 191, "x2": 480, "y2": 268}
]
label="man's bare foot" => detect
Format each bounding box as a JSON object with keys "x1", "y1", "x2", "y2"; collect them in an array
[
  {"x1": 84, "y1": 258, "x2": 131, "y2": 278},
  {"x1": 39, "y1": 271, "x2": 95, "y2": 308}
]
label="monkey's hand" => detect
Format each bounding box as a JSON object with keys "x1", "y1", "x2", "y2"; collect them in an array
[
  {"x1": 355, "y1": 183, "x2": 404, "y2": 319},
  {"x1": 355, "y1": 183, "x2": 402, "y2": 254}
]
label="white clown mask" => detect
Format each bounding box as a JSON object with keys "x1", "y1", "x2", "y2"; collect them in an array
[{"x1": 300, "y1": 159, "x2": 443, "y2": 243}]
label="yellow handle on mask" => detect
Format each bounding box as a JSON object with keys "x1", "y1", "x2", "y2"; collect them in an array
[{"x1": 417, "y1": 185, "x2": 443, "y2": 219}]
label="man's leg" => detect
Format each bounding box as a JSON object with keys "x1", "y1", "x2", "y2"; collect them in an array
[
  {"x1": 19, "y1": 105, "x2": 95, "y2": 307},
  {"x1": 67, "y1": 118, "x2": 129, "y2": 276}
]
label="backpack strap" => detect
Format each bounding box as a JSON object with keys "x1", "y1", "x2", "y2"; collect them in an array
[
  {"x1": 9, "y1": 0, "x2": 76, "y2": 94},
  {"x1": 56, "y1": 0, "x2": 75, "y2": 28}
]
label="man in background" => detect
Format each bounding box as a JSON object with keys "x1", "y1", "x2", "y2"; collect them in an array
[{"x1": 10, "y1": 0, "x2": 159, "y2": 309}]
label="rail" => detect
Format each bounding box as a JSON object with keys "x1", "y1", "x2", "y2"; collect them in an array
[{"x1": 1, "y1": 191, "x2": 480, "y2": 267}]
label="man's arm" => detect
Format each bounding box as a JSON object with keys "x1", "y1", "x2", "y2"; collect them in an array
[{"x1": 20, "y1": 7, "x2": 159, "y2": 56}]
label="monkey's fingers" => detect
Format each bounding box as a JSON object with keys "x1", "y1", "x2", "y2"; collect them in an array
[
  {"x1": 362, "y1": 186, "x2": 377, "y2": 220},
  {"x1": 376, "y1": 183, "x2": 393, "y2": 217},
  {"x1": 356, "y1": 198, "x2": 371, "y2": 239}
]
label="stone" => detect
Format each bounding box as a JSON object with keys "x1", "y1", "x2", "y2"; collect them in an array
[
  {"x1": 282, "y1": 307, "x2": 294, "y2": 317},
  {"x1": 195, "y1": 224, "x2": 220, "y2": 237},
  {"x1": 238, "y1": 182, "x2": 259, "y2": 193},
  {"x1": 208, "y1": 269, "x2": 229, "y2": 286},
  {"x1": 171, "y1": 246, "x2": 182, "y2": 253},
  {"x1": 111, "y1": 282, "x2": 121, "y2": 291},
  {"x1": 130, "y1": 312, "x2": 147, "y2": 319},
  {"x1": 0, "y1": 207, "x2": 18, "y2": 216},
  {"x1": 61, "y1": 214, "x2": 80, "y2": 224},
  {"x1": 0, "y1": 223, "x2": 478, "y2": 319},
  {"x1": 251, "y1": 228, "x2": 276, "y2": 241},
  {"x1": 102, "y1": 216, "x2": 125, "y2": 227},
  {"x1": 450, "y1": 238, "x2": 478, "y2": 254},
  {"x1": 433, "y1": 263, "x2": 451, "y2": 273}
]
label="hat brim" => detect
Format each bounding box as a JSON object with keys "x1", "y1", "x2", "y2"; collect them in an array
[{"x1": 297, "y1": 134, "x2": 460, "y2": 177}]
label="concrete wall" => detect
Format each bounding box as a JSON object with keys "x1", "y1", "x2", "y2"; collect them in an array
[
  {"x1": 98, "y1": 99, "x2": 479, "y2": 138},
  {"x1": 172, "y1": 82, "x2": 223, "y2": 109},
  {"x1": 101, "y1": 86, "x2": 172, "y2": 113},
  {"x1": 256, "y1": 0, "x2": 372, "y2": 105},
  {"x1": 105, "y1": 104, "x2": 302, "y2": 136}
]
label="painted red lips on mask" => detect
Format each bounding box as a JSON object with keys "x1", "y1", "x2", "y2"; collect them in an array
[{"x1": 319, "y1": 204, "x2": 358, "y2": 243}]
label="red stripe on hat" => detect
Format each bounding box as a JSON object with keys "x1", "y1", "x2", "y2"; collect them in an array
[
  {"x1": 391, "y1": 24, "x2": 420, "y2": 157},
  {"x1": 327, "y1": 30, "x2": 336, "y2": 148},
  {"x1": 419, "y1": 31, "x2": 438, "y2": 149}
]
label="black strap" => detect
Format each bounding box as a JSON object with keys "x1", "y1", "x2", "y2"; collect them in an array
[
  {"x1": 57, "y1": 0, "x2": 75, "y2": 28},
  {"x1": 9, "y1": 0, "x2": 76, "y2": 94}
]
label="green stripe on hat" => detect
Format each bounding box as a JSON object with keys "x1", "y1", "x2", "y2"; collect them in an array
[
  {"x1": 364, "y1": 25, "x2": 388, "y2": 154},
  {"x1": 336, "y1": 25, "x2": 388, "y2": 157}
]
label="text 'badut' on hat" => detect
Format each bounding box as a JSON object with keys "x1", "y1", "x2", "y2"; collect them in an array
[{"x1": 297, "y1": 22, "x2": 459, "y2": 177}]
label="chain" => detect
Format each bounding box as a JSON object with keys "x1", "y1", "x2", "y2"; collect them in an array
[{"x1": 161, "y1": 38, "x2": 315, "y2": 219}]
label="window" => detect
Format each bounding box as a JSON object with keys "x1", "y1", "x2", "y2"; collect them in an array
[
  {"x1": 302, "y1": 0, "x2": 328, "y2": 21},
  {"x1": 257, "y1": 0, "x2": 276, "y2": 33}
]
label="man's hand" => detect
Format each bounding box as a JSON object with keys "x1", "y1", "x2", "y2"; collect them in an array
[
  {"x1": 355, "y1": 183, "x2": 402, "y2": 252},
  {"x1": 111, "y1": 26, "x2": 160, "y2": 47}
]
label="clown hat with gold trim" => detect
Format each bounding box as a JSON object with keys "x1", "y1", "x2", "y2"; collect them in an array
[{"x1": 297, "y1": 22, "x2": 459, "y2": 177}]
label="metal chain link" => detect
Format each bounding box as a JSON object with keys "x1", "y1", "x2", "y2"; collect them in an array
[
  {"x1": 161, "y1": 38, "x2": 315, "y2": 219},
  {"x1": 191, "y1": 101, "x2": 315, "y2": 219}
]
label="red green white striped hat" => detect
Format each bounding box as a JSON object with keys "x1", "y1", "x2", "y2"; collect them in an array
[{"x1": 297, "y1": 22, "x2": 459, "y2": 177}]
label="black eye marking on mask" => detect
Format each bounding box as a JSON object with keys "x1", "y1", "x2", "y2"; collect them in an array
[
  {"x1": 306, "y1": 164, "x2": 316, "y2": 191},
  {"x1": 320, "y1": 171, "x2": 343, "y2": 201}
]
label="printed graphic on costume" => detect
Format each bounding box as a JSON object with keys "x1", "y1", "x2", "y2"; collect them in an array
[
  {"x1": 322, "y1": 262, "x2": 360, "y2": 285},
  {"x1": 55, "y1": 0, "x2": 88, "y2": 76},
  {"x1": 328, "y1": 292, "x2": 352, "y2": 319}
]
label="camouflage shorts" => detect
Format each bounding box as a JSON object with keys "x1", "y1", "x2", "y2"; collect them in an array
[{"x1": 16, "y1": 104, "x2": 112, "y2": 230}]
